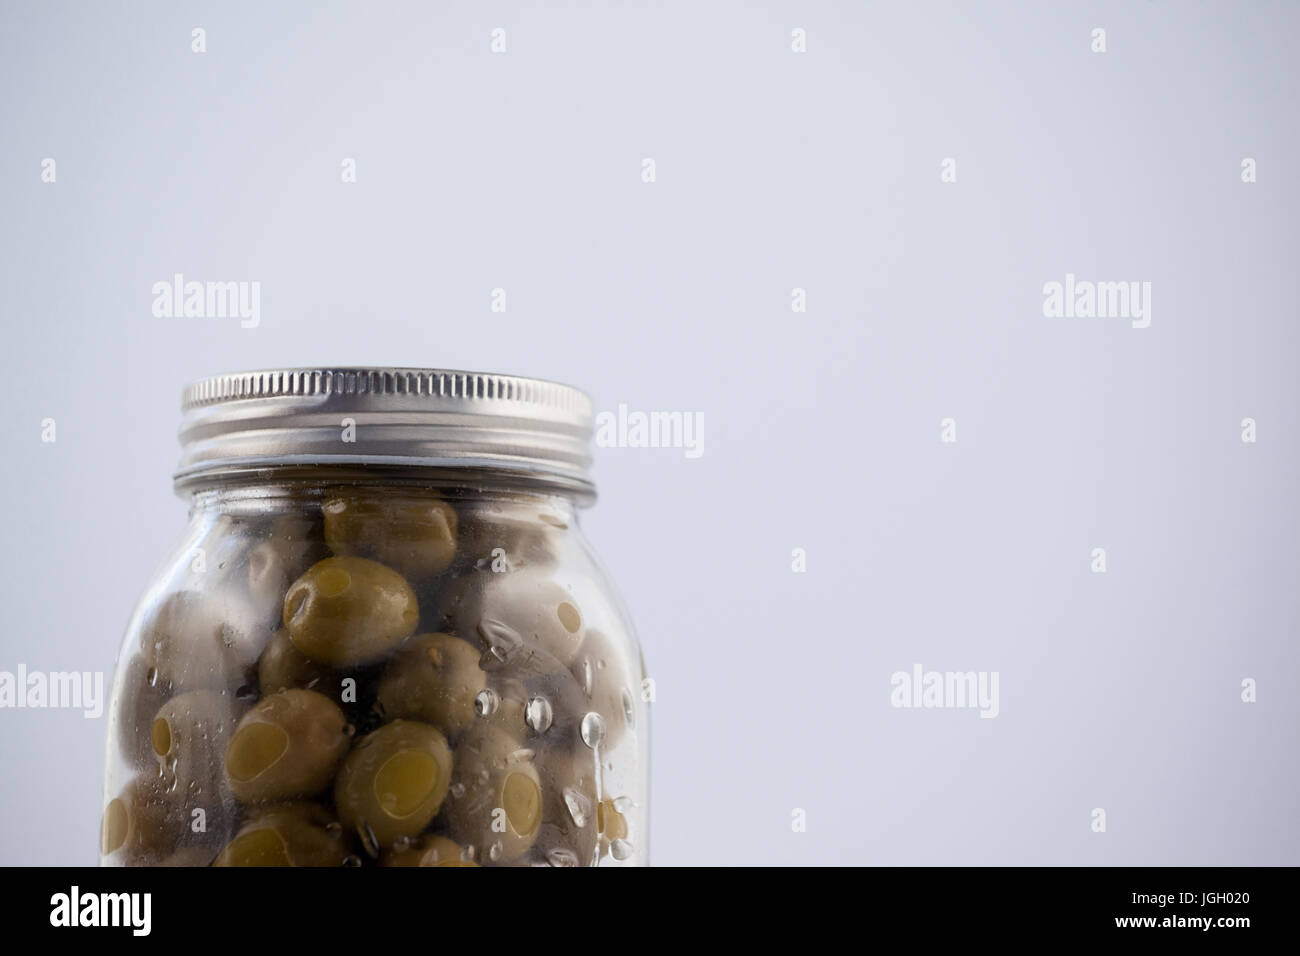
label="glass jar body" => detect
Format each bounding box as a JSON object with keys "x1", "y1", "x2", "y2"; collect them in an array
[{"x1": 101, "y1": 476, "x2": 647, "y2": 867}]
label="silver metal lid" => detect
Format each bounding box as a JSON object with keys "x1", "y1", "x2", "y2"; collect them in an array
[{"x1": 175, "y1": 368, "x2": 595, "y2": 493}]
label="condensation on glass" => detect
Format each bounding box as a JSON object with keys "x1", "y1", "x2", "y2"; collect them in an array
[{"x1": 101, "y1": 368, "x2": 648, "y2": 867}]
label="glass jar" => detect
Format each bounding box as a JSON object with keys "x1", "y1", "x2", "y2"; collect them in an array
[{"x1": 101, "y1": 368, "x2": 647, "y2": 867}]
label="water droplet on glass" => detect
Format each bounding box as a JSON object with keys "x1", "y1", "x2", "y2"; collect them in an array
[
  {"x1": 621, "y1": 689, "x2": 635, "y2": 727},
  {"x1": 450, "y1": 782, "x2": 467, "y2": 799},
  {"x1": 475, "y1": 689, "x2": 499, "y2": 717},
  {"x1": 547, "y1": 847, "x2": 579, "y2": 867},
  {"x1": 325, "y1": 821, "x2": 343, "y2": 837},
  {"x1": 359, "y1": 821, "x2": 380, "y2": 859},
  {"x1": 488, "y1": 841, "x2": 503, "y2": 862},
  {"x1": 580, "y1": 712, "x2": 606, "y2": 750},
  {"x1": 342, "y1": 855, "x2": 363, "y2": 867},
  {"x1": 507, "y1": 747, "x2": 535, "y2": 764},
  {"x1": 146, "y1": 668, "x2": 158, "y2": 687},
  {"x1": 610, "y1": 839, "x2": 634, "y2": 861},
  {"x1": 563, "y1": 788, "x2": 592, "y2": 828},
  {"x1": 343, "y1": 723, "x2": 357, "y2": 739},
  {"x1": 478, "y1": 619, "x2": 522, "y2": 666},
  {"x1": 392, "y1": 835, "x2": 411, "y2": 853},
  {"x1": 581, "y1": 660, "x2": 593, "y2": 696},
  {"x1": 525, "y1": 696, "x2": 553, "y2": 734}
]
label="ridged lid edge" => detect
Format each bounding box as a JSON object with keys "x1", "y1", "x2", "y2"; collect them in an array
[{"x1": 181, "y1": 367, "x2": 593, "y2": 420}]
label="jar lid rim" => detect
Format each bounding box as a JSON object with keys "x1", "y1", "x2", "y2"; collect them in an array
[
  {"x1": 182, "y1": 367, "x2": 592, "y2": 414},
  {"x1": 176, "y1": 367, "x2": 595, "y2": 492}
]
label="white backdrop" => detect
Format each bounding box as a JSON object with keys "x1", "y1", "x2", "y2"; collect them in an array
[{"x1": 1, "y1": 0, "x2": 1297, "y2": 865}]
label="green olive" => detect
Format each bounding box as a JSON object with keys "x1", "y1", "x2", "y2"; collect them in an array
[
  {"x1": 242, "y1": 514, "x2": 326, "y2": 627},
  {"x1": 225, "y1": 689, "x2": 350, "y2": 803},
  {"x1": 440, "y1": 570, "x2": 585, "y2": 670},
  {"x1": 597, "y1": 798, "x2": 629, "y2": 855},
  {"x1": 533, "y1": 746, "x2": 600, "y2": 867},
  {"x1": 257, "y1": 629, "x2": 336, "y2": 696},
  {"x1": 262, "y1": 514, "x2": 328, "y2": 579},
  {"x1": 245, "y1": 539, "x2": 286, "y2": 608},
  {"x1": 444, "y1": 723, "x2": 543, "y2": 863},
  {"x1": 213, "y1": 802, "x2": 352, "y2": 867},
  {"x1": 156, "y1": 846, "x2": 221, "y2": 867},
  {"x1": 138, "y1": 592, "x2": 251, "y2": 692},
  {"x1": 467, "y1": 667, "x2": 590, "y2": 766},
  {"x1": 283, "y1": 557, "x2": 419, "y2": 667},
  {"x1": 472, "y1": 678, "x2": 529, "y2": 736},
  {"x1": 334, "y1": 719, "x2": 454, "y2": 850},
  {"x1": 468, "y1": 674, "x2": 591, "y2": 819},
  {"x1": 480, "y1": 678, "x2": 591, "y2": 861},
  {"x1": 183, "y1": 524, "x2": 282, "y2": 663},
  {"x1": 112, "y1": 656, "x2": 171, "y2": 770},
  {"x1": 454, "y1": 500, "x2": 561, "y2": 573},
  {"x1": 569, "y1": 629, "x2": 637, "y2": 752},
  {"x1": 150, "y1": 689, "x2": 244, "y2": 800},
  {"x1": 380, "y1": 834, "x2": 477, "y2": 867},
  {"x1": 375, "y1": 633, "x2": 486, "y2": 740},
  {"x1": 323, "y1": 494, "x2": 458, "y2": 579},
  {"x1": 100, "y1": 777, "x2": 190, "y2": 865}
]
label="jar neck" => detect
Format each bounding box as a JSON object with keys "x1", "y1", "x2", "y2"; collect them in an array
[{"x1": 181, "y1": 467, "x2": 590, "y2": 520}]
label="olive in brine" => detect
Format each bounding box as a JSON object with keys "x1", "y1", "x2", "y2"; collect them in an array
[
  {"x1": 475, "y1": 664, "x2": 586, "y2": 754},
  {"x1": 138, "y1": 592, "x2": 251, "y2": 692},
  {"x1": 247, "y1": 514, "x2": 328, "y2": 619},
  {"x1": 440, "y1": 569, "x2": 586, "y2": 669},
  {"x1": 375, "y1": 633, "x2": 486, "y2": 740},
  {"x1": 213, "y1": 802, "x2": 352, "y2": 867},
  {"x1": 157, "y1": 846, "x2": 222, "y2": 867},
  {"x1": 224, "y1": 689, "x2": 350, "y2": 803},
  {"x1": 257, "y1": 629, "x2": 336, "y2": 696},
  {"x1": 101, "y1": 777, "x2": 191, "y2": 865},
  {"x1": 472, "y1": 678, "x2": 529, "y2": 736},
  {"x1": 444, "y1": 723, "x2": 543, "y2": 863},
  {"x1": 533, "y1": 746, "x2": 600, "y2": 867},
  {"x1": 245, "y1": 517, "x2": 327, "y2": 627},
  {"x1": 334, "y1": 719, "x2": 454, "y2": 849},
  {"x1": 380, "y1": 834, "x2": 477, "y2": 867},
  {"x1": 283, "y1": 556, "x2": 418, "y2": 667},
  {"x1": 454, "y1": 501, "x2": 561, "y2": 572},
  {"x1": 150, "y1": 689, "x2": 243, "y2": 799},
  {"x1": 569, "y1": 629, "x2": 637, "y2": 752},
  {"x1": 323, "y1": 494, "x2": 458, "y2": 579},
  {"x1": 598, "y1": 798, "x2": 629, "y2": 858},
  {"x1": 112, "y1": 656, "x2": 171, "y2": 769}
]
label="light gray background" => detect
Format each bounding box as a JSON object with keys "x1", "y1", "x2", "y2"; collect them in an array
[{"x1": 1, "y1": 0, "x2": 1296, "y2": 865}]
